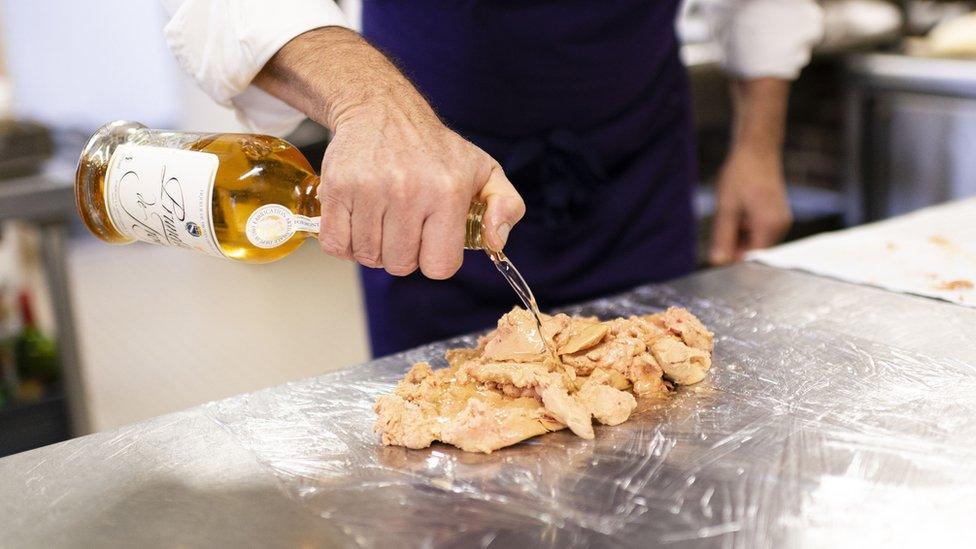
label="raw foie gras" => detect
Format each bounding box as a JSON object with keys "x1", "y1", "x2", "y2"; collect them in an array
[{"x1": 374, "y1": 306, "x2": 714, "y2": 453}]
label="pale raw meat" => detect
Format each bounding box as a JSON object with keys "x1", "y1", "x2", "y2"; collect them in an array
[
  {"x1": 374, "y1": 307, "x2": 714, "y2": 453},
  {"x1": 650, "y1": 336, "x2": 712, "y2": 385},
  {"x1": 650, "y1": 307, "x2": 715, "y2": 352},
  {"x1": 577, "y1": 369, "x2": 637, "y2": 426},
  {"x1": 481, "y1": 310, "x2": 548, "y2": 362}
]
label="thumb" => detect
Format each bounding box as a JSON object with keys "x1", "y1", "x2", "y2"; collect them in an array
[
  {"x1": 709, "y1": 206, "x2": 739, "y2": 266},
  {"x1": 478, "y1": 164, "x2": 525, "y2": 252}
]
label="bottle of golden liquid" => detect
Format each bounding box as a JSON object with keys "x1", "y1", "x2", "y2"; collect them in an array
[
  {"x1": 76, "y1": 121, "x2": 489, "y2": 263},
  {"x1": 77, "y1": 121, "x2": 555, "y2": 354}
]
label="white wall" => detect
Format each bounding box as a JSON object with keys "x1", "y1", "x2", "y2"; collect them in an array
[
  {"x1": 68, "y1": 239, "x2": 369, "y2": 431},
  {"x1": 0, "y1": 0, "x2": 371, "y2": 431},
  {"x1": 0, "y1": 0, "x2": 182, "y2": 129}
]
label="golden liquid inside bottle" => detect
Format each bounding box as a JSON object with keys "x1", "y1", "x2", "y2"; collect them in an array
[
  {"x1": 76, "y1": 126, "x2": 320, "y2": 264},
  {"x1": 78, "y1": 122, "x2": 554, "y2": 354},
  {"x1": 188, "y1": 134, "x2": 320, "y2": 263},
  {"x1": 77, "y1": 123, "x2": 490, "y2": 264}
]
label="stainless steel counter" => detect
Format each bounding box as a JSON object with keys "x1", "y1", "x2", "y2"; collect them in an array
[
  {"x1": 845, "y1": 53, "x2": 976, "y2": 98},
  {"x1": 2, "y1": 263, "x2": 974, "y2": 548}
]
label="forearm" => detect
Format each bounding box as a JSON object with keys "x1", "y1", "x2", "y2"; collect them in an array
[
  {"x1": 710, "y1": 77, "x2": 793, "y2": 264},
  {"x1": 729, "y1": 78, "x2": 790, "y2": 160},
  {"x1": 253, "y1": 26, "x2": 436, "y2": 131},
  {"x1": 250, "y1": 27, "x2": 523, "y2": 275}
]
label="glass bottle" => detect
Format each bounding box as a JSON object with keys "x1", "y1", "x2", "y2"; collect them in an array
[{"x1": 76, "y1": 121, "x2": 490, "y2": 264}]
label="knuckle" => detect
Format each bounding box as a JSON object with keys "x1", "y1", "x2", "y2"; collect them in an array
[
  {"x1": 451, "y1": 183, "x2": 470, "y2": 202},
  {"x1": 319, "y1": 191, "x2": 347, "y2": 212},
  {"x1": 758, "y1": 213, "x2": 790, "y2": 231},
  {"x1": 439, "y1": 176, "x2": 467, "y2": 202},
  {"x1": 355, "y1": 255, "x2": 382, "y2": 268},
  {"x1": 318, "y1": 161, "x2": 337, "y2": 184},
  {"x1": 319, "y1": 165, "x2": 347, "y2": 192},
  {"x1": 353, "y1": 244, "x2": 382, "y2": 266},
  {"x1": 716, "y1": 204, "x2": 739, "y2": 217},
  {"x1": 387, "y1": 169, "x2": 409, "y2": 189},
  {"x1": 434, "y1": 172, "x2": 456, "y2": 190},
  {"x1": 473, "y1": 150, "x2": 495, "y2": 168},
  {"x1": 319, "y1": 182, "x2": 353, "y2": 207},
  {"x1": 421, "y1": 254, "x2": 462, "y2": 280},
  {"x1": 387, "y1": 177, "x2": 412, "y2": 203},
  {"x1": 318, "y1": 234, "x2": 347, "y2": 257},
  {"x1": 512, "y1": 197, "x2": 527, "y2": 219},
  {"x1": 353, "y1": 239, "x2": 382, "y2": 266},
  {"x1": 423, "y1": 175, "x2": 471, "y2": 212}
]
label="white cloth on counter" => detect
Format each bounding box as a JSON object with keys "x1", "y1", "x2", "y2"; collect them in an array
[
  {"x1": 161, "y1": 0, "x2": 823, "y2": 136},
  {"x1": 748, "y1": 198, "x2": 976, "y2": 308}
]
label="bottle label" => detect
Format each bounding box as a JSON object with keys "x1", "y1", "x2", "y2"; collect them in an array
[
  {"x1": 105, "y1": 144, "x2": 224, "y2": 258},
  {"x1": 245, "y1": 204, "x2": 320, "y2": 249}
]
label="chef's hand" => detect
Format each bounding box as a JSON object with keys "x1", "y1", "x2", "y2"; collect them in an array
[
  {"x1": 709, "y1": 78, "x2": 794, "y2": 266},
  {"x1": 710, "y1": 147, "x2": 792, "y2": 265},
  {"x1": 320, "y1": 98, "x2": 524, "y2": 279},
  {"x1": 254, "y1": 27, "x2": 525, "y2": 279}
]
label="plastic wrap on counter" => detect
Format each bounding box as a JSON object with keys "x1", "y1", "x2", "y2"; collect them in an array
[{"x1": 206, "y1": 269, "x2": 976, "y2": 548}]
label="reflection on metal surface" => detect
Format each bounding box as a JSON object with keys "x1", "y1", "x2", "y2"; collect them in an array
[{"x1": 2, "y1": 264, "x2": 975, "y2": 547}]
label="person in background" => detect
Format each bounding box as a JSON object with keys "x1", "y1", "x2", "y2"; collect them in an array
[{"x1": 162, "y1": 0, "x2": 823, "y2": 356}]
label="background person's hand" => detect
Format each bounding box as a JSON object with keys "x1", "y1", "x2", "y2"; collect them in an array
[
  {"x1": 708, "y1": 77, "x2": 794, "y2": 266},
  {"x1": 255, "y1": 27, "x2": 524, "y2": 279},
  {"x1": 709, "y1": 147, "x2": 792, "y2": 265}
]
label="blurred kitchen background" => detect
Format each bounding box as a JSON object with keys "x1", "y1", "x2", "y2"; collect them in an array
[{"x1": 1, "y1": 0, "x2": 974, "y2": 456}]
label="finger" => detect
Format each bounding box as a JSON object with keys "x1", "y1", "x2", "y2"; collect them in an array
[
  {"x1": 418, "y1": 203, "x2": 466, "y2": 280},
  {"x1": 381, "y1": 204, "x2": 423, "y2": 276},
  {"x1": 478, "y1": 164, "x2": 525, "y2": 252},
  {"x1": 747, "y1": 216, "x2": 788, "y2": 252},
  {"x1": 351, "y1": 198, "x2": 385, "y2": 268},
  {"x1": 318, "y1": 186, "x2": 352, "y2": 260},
  {"x1": 747, "y1": 220, "x2": 776, "y2": 251},
  {"x1": 709, "y1": 206, "x2": 739, "y2": 266}
]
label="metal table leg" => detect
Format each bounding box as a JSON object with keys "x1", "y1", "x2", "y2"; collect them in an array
[
  {"x1": 38, "y1": 223, "x2": 90, "y2": 435},
  {"x1": 843, "y1": 85, "x2": 866, "y2": 227}
]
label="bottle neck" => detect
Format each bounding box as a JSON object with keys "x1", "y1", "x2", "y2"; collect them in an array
[
  {"x1": 464, "y1": 201, "x2": 488, "y2": 250},
  {"x1": 75, "y1": 121, "x2": 150, "y2": 244},
  {"x1": 298, "y1": 173, "x2": 322, "y2": 218}
]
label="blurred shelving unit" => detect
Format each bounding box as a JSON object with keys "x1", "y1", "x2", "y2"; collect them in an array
[
  {"x1": 0, "y1": 129, "x2": 85, "y2": 456},
  {"x1": 0, "y1": 385, "x2": 69, "y2": 456}
]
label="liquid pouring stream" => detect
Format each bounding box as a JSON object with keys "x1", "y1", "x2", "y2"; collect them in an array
[{"x1": 487, "y1": 249, "x2": 559, "y2": 360}]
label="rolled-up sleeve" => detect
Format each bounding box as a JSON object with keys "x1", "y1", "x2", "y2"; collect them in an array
[
  {"x1": 161, "y1": 0, "x2": 350, "y2": 135},
  {"x1": 704, "y1": 0, "x2": 825, "y2": 80}
]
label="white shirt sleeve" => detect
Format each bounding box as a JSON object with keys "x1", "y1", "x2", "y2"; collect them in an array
[
  {"x1": 161, "y1": 0, "x2": 351, "y2": 135},
  {"x1": 702, "y1": 0, "x2": 825, "y2": 80}
]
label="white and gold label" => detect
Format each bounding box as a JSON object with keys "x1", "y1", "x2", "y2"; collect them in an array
[
  {"x1": 105, "y1": 144, "x2": 224, "y2": 258},
  {"x1": 245, "y1": 204, "x2": 320, "y2": 249}
]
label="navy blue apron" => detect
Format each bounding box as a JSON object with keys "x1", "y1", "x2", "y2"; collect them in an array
[{"x1": 359, "y1": 0, "x2": 696, "y2": 357}]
